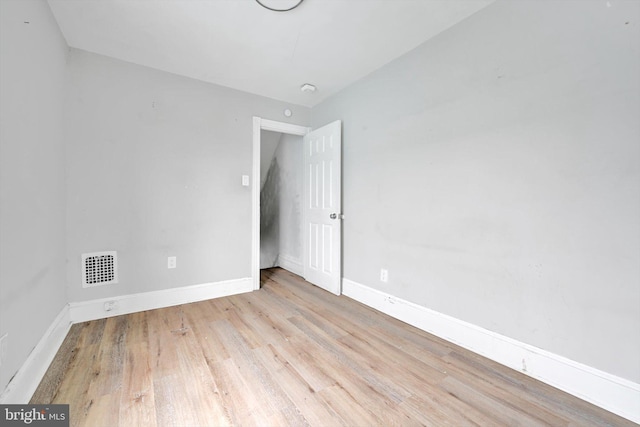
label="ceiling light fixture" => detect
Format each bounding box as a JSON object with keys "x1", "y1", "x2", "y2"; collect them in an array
[{"x1": 255, "y1": 0, "x2": 305, "y2": 12}]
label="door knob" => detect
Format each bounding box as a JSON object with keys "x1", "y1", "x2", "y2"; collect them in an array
[{"x1": 330, "y1": 213, "x2": 337, "y2": 219}]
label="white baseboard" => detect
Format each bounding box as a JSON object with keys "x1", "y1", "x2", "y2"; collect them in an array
[
  {"x1": 0, "y1": 305, "x2": 71, "y2": 404},
  {"x1": 278, "y1": 254, "x2": 303, "y2": 276},
  {"x1": 342, "y1": 278, "x2": 640, "y2": 424},
  {"x1": 0, "y1": 277, "x2": 254, "y2": 404},
  {"x1": 69, "y1": 277, "x2": 253, "y2": 323}
]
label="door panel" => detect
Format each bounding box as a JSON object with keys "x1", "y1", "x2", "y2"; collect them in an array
[{"x1": 303, "y1": 120, "x2": 342, "y2": 295}]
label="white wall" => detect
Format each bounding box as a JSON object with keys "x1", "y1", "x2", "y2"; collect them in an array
[
  {"x1": 0, "y1": 0, "x2": 69, "y2": 391},
  {"x1": 312, "y1": 0, "x2": 640, "y2": 383},
  {"x1": 260, "y1": 131, "x2": 281, "y2": 189},
  {"x1": 260, "y1": 132, "x2": 303, "y2": 270},
  {"x1": 260, "y1": 131, "x2": 282, "y2": 269},
  {"x1": 64, "y1": 49, "x2": 310, "y2": 303},
  {"x1": 277, "y1": 134, "x2": 303, "y2": 266}
]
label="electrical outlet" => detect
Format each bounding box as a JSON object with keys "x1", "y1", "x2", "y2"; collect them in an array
[
  {"x1": 0, "y1": 333, "x2": 8, "y2": 368},
  {"x1": 380, "y1": 269, "x2": 388, "y2": 283},
  {"x1": 168, "y1": 256, "x2": 177, "y2": 269},
  {"x1": 104, "y1": 301, "x2": 118, "y2": 312}
]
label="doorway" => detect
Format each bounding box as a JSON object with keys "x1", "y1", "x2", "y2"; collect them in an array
[
  {"x1": 251, "y1": 118, "x2": 309, "y2": 290},
  {"x1": 259, "y1": 130, "x2": 304, "y2": 275},
  {"x1": 252, "y1": 117, "x2": 343, "y2": 295}
]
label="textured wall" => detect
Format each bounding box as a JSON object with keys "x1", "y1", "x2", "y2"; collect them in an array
[
  {"x1": 64, "y1": 49, "x2": 310, "y2": 302},
  {"x1": 260, "y1": 133, "x2": 303, "y2": 270},
  {"x1": 0, "y1": 0, "x2": 69, "y2": 391},
  {"x1": 312, "y1": 0, "x2": 640, "y2": 382}
]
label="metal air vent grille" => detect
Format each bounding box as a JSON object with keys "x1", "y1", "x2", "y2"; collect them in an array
[{"x1": 82, "y1": 251, "x2": 118, "y2": 287}]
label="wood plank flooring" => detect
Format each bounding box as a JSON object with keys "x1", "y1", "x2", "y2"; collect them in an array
[{"x1": 31, "y1": 268, "x2": 635, "y2": 426}]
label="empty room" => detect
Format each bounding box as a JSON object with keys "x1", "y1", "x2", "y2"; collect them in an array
[{"x1": 1, "y1": 0, "x2": 639, "y2": 425}]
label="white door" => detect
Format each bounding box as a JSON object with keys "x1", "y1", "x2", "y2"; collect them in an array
[{"x1": 303, "y1": 120, "x2": 342, "y2": 295}]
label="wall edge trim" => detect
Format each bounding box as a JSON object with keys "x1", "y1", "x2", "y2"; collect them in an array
[
  {"x1": 342, "y1": 278, "x2": 640, "y2": 424},
  {"x1": 69, "y1": 277, "x2": 253, "y2": 323},
  {"x1": 0, "y1": 304, "x2": 71, "y2": 404},
  {"x1": 278, "y1": 254, "x2": 304, "y2": 276},
  {"x1": 0, "y1": 277, "x2": 253, "y2": 403}
]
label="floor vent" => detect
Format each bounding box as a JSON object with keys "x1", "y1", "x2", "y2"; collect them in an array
[{"x1": 82, "y1": 251, "x2": 118, "y2": 288}]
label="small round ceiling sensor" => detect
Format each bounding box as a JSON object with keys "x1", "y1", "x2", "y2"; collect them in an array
[
  {"x1": 300, "y1": 83, "x2": 317, "y2": 93},
  {"x1": 284, "y1": 109, "x2": 292, "y2": 117}
]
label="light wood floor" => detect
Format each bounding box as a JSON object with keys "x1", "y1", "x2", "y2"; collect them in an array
[{"x1": 32, "y1": 268, "x2": 634, "y2": 426}]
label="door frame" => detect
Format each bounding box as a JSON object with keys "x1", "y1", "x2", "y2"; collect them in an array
[{"x1": 252, "y1": 117, "x2": 311, "y2": 290}]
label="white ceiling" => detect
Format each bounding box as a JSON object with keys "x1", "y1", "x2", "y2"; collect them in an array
[{"x1": 47, "y1": 0, "x2": 495, "y2": 107}]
